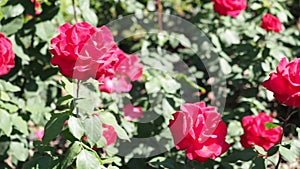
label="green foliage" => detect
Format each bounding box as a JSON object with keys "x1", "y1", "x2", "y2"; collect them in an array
[{"x1": 0, "y1": 0, "x2": 300, "y2": 168}]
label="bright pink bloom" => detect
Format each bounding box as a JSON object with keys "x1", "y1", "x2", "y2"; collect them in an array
[
  {"x1": 123, "y1": 104, "x2": 143, "y2": 121},
  {"x1": 99, "y1": 51, "x2": 143, "y2": 93},
  {"x1": 50, "y1": 22, "x2": 120, "y2": 80},
  {"x1": 212, "y1": 0, "x2": 247, "y2": 17},
  {"x1": 261, "y1": 14, "x2": 283, "y2": 33},
  {"x1": 169, "y1": 102, "x2": 230, "y2": 162},
  {"x1": 262, "y1": 57, "x2": 300, "y2": 107},
  {"x1": 102, "y1": 124, "x2": 117, "y2": 146},
  {"x1": 0, "y1": 33, "x2": 15, "y2": 76},
  {"x1": 35, "y1": 128, "x2": 44, "y2": 141},
  {"x1": 240, "y1": 113, "x2": 282, "y2": 151}
]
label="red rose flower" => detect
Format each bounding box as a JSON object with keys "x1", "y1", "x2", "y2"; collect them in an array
[
  {"x1": 262, "y1": 57, "x2": 300, "y2": 107},
  {"x1": 123, "y1": 104, "x2": 143, "y2": 121},
  {"x1": 50, "y1": 22, "x2": 120, "y2": 80},
  {"x1": 99, "y1": 50, "x2": 143, "y2": 93},
  {"x1": 240, "y1": 113, "x2": 282, "y2": 151},
  {"x1": 261, "y1": 14, "x2": 283, "y2": 33},
  {"x1": 0, "y1": 33, "x2": 15, "y2": 76},
  {"x1": 212, "y1": 0, "x2": 247, "y2": 18},
  {"x1": 169, "y1": 102, "x2": 230, "y2": 162}
]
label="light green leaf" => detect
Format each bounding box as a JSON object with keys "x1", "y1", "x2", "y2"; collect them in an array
[
  {"x1": 83, "y1": 116, "x2": 103, "y2": 146},
  {"x1": 0, "y1": 109, "x2": 12, "y2": 136},
  {"x1": 68, "y1": 116, "x2": 85, "y2": 140},
  {"x1": 1, "y1": 16, "x2": 23, "y2": 35},
  {"x1": 2, "y1": 4, "x2": 24, "y2": 19},
  {"x1": 12, "y1": 115, "x2": 29, "y2": 135},
  {"x1": 35, "y1": 21, "x2": 57, "y2": 41},
  {"x1": 219, "y1": 58, "x2": 232, "y2": 75},
  {"x1": 8, "y1": 142, "x2": 28, "y2": 161},
  {"x1": 279, "y1": 146, "x2": 297, "y2": 163},
  {"x1": 76, "y1": 149, "x2": 102, "y2": 169}
]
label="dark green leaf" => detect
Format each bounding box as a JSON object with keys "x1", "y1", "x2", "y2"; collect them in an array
[
  {"x1": 60, "y1": 141, "x2": 82, "y2": 169},
  {"x1": 42, "y1": 113, "x2": 69, "y2": 144}
]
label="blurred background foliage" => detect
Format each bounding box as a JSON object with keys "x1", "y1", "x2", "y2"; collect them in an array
[{"x1": 0, "y1": 0, "x2": 300, "y2": 168}]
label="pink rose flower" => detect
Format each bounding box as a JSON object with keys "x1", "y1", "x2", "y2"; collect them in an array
[
  {"x1": 123, "y1": 104, "x2": 143, "y2": 121},
  {"x1": 261, "y1": 14, "x2": 283, "y2": 33},
  {"x1": 35, "y1": 128, "x2": 44, "y2": 141},
  {"x1": 50, "y1": 22, "x2": 120, "y2": 80},
  {"x1": 169, "y1": 102, "x2": 230, "y2": 162},
  {"x1": 99, "y1": 50, "x2": 143, "y2": 93},
  {"x1": 262, "y1": 57, "x2": 300, "y2": 107},
  {"x1": 240, "y1": 113, "x2": 282, "y2": 151},
  {"x1": 212, "y1": 0, "x2": 247, "y2": 18},
  {"x1": 0, "y1": 33, "x2": 15, "y2": 76},
  {"x1": 102, "y1": 124, "x2": 117, "y2": 146}
]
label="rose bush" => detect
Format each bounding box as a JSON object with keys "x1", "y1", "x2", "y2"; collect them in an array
[
  {"x1": 0, "y1": 0, "x2": 300, "y2": 168},
  {"x1": 169, "y1": 102, "x2": 230, "y2": 162}
]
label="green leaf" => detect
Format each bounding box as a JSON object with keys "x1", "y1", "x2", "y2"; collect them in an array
[
  {"x1": 253, "y1": 145, "x2": 266, "y2": 155},
  {"x1": 279, "y1": 146, "x2": 297, "y2": 163},
  {"x1": 0, "y1": 137, "x2": 10, "y2": 156},
  {"x1": 0, "y1": 109, "x2": 12, "y2": 136},
  {"x1": 177, "y1": 34, "x2": 191, "y2": 48},
  {"x1": 0, "y1": 80, "x2": 21, "y2": 92},
  {"x1": 145, "y1": 78, "x2": 161, "y2": 94},
  {"x1": 219, "y1": 58, "x2": 232, "y2": 75},
  {"x1": 60, "y1": 141, "x2": 82, "y2": 169},
  {"x1": 99, "y1": 112, "x2": 130, "y2": 141},
  {"x1": 8, "y1": 142, "x2": 28, "y2": 161},
  {"x1": 43, "y1": 113, "x2": 69, "y2": 144},
  {"x1": 12, "y1": 115, "x2": 29, "y2": 135},
  {"x1": 267, "y1": 145, "x2": 279, "y2": 157},
  {"x1": 68, "y1": 116, "x2": 85, "y2": 140},
  {"x1": 161, "y1": 76, "x2": 181, "y2": 94},
  {"x1": 82, "y1": 9, "x2": 98, "y2": 26},
  {"x1": 76, "y1": 149, "x2": 102, "y2": 169},
  {"x1": 22, "y1": 155, "x2": 55, "y2": 169},
  {"x1": 252, "y1": 157, "x2": 265, "y2": 169},
  {"x1": 1, "y1": 16, "x2": 23, "y2": 35},
  {"x1": 0, "y1": 0, "x2": 8, "y2": 6},
  {"x1": 219, "y1": 29, "x2": 240, "y2": 46},
  {"x1": 10, "y1": 35, "x2": 30, "y2": 64},
  {"x1": 264, "y1": 122, "x2": 280, "y2": 130},
  {"x1": 56, "y1": 95, "x2": 73, "y2": 106},
  {"x1": 2, "y1": 4, "x2": 24, "y2": 19},
  {"x1": 83, "y1": 116, "x2": 103, "y2": 146},
  {"x1": 35, "y1": 21, "x2": 57, "y2": 41}
]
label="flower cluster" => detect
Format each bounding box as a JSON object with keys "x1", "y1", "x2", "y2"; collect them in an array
[{"x1": 50, "y1": 22, "x2": 143, "y2": 93}]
